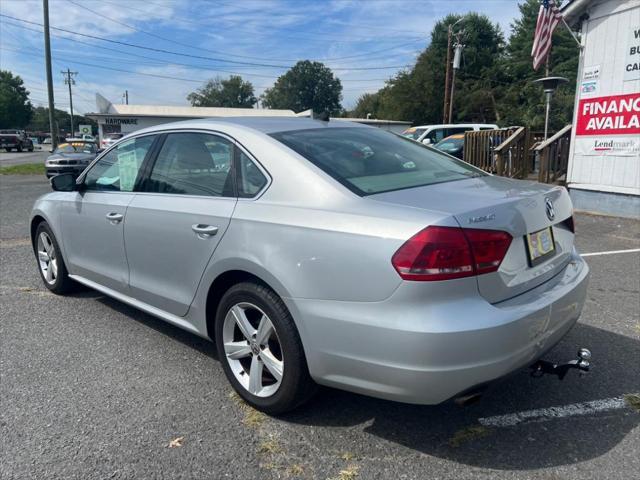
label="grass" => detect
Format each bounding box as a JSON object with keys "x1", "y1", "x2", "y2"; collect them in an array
[
  {"x1": 624, "y1": 393, "x2": 640, "y2": 412},
  {"x1": 448, "y1": 425, "x2": 490, "y2": 447},
  {"x1": 0, "y1": 163, "x2": 45, "y2": 175},
  {"x1": 334, "y1": 465, "x2": 359, "y2": 480},
  {"x1": 258, "y1": 437, "x2": 282, "y2": 454}
]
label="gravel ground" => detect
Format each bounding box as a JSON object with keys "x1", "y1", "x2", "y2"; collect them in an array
[
  {"x1": 1, "y1": 175, "x2": 638, "y2": 480},
  {"x1": 0, "y1": 150, "x2": 48, "y2": 167}
]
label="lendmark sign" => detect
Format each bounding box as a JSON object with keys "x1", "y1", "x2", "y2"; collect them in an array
[{"x1": 576, "y1": 93, "x2": 640, "y2": 136}]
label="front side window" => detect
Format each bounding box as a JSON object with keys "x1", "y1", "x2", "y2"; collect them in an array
[
  {"x1": 271, "y1": 127, "x2": 484, "y2": 196},
  {"x1": 83, "y1": 135, "x2": 155, "y2": 192},
  {"x1": 143, "y1": 132, "x2": 234, "y2": 197}
]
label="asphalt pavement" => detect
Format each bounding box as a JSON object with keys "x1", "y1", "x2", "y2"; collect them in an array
[
  {"x1": 0, "y1": 150, "x2": 49, "y2": 167},
  {"x1": 1, "y1": 175, "x2": 638, "y2": 480}
]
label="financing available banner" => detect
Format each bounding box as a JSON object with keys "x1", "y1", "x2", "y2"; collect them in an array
[{"x1": 575, "y1": 92, "x2": 640, "y2": 136}]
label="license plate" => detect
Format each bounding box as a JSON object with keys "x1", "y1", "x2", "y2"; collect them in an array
[{"x1": 525, "y1": 227, "x2": 555, "y2": 266}]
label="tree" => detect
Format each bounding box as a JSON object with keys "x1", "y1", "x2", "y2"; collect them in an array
[
  {"x1": 187, "y1": 75, "x2": 257, "y2": 108},
  {"x1": 350, "y1": 92, "x2": 382, "y2": 118},
  {"x1": 0, "y1": 70, "x2": 32, "y2": 128},
  {"x1": 365, "y1": 13, "x2": 505, "y2": 125},
  {"x1": 261, "y1": 61, "x2": 342, "y2": 115},
  {"x1": 496, "y1": 0, "x2": 579, "y2": 131},
  {"x1": 26, "y1": 106, "x2": 97, "y2": 135}
]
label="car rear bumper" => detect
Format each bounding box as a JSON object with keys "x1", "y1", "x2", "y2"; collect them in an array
[{"x1": 287, "y1": 249, "x2": 589, "y2": 404}]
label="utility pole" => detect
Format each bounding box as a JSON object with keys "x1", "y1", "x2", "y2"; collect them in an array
[
  {"x1": 61, "y1": 68, "x2": 77, "y2": 137},
  {"x1": 449, "y1": 37, "x2": 463, "y2": 123},
  {"x1": 443, "y1": 25, "x2": 453, "y2": 124},
  {"x1": 443, "y1": 17, "x2": 464, "y2": 124},
  {"x1": 43, "y1": 0, "x2": 57, "y2": 149},
  {"x1": 123, "y1": 90, "x2": 129, "y2": 105}
]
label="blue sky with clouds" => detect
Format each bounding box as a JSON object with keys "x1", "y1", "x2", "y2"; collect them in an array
[{"x1": 0, "y1": 0, "x2": 522, "y2": 114}]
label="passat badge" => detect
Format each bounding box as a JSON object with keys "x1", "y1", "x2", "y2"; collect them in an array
[{"x1": 468, "y1": 213, "x2": 495, "y2": 224}]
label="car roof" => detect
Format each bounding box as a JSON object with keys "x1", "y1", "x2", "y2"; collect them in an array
[{"x1": 134, "y1": 116, "x2": 368, "y2": 136}]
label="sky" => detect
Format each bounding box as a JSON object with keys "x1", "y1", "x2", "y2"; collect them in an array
[{"x1": 0, "y1": 0, "x2": 522, "y2": 115}]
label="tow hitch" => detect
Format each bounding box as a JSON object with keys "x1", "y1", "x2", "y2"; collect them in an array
[{"x1": 530, "y1": 348, "x2": 592, "y2": 380}]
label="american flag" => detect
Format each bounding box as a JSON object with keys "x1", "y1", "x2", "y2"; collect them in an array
[{"x1": 531, "y1": 0, "x2": 563, "y2": 71}]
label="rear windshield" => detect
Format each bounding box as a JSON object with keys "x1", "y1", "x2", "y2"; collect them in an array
[{"x1": 271, "y1": 127, "x2": 484, "y2": 196}]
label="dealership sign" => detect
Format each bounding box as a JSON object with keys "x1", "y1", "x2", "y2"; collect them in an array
[{"x1": 576, "y1": 93, "x2": 640, "y2": 136}]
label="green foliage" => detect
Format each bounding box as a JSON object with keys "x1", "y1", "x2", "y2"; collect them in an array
[
  {"x1": 0, "y1": 163, "x2": 45, "y2": 175},
  {"x1": 349, "y1": 0, "x2": 578, "y2": 131},
  {"x1": 261, "y1": 60, "x2": 342, "y2": 115},
  {"x1": 350, "y1": 92, "x2": 382, "y2": 118},
  {"x1": 26, "y1": 106, "x2": 97, "y2": 135},
  {"x1": 0, "y1": 70, "x2": 32, "y2": 128},
  {"x1": 187, "y1": 75, "x2": 257, "y2": 108},
  {"x1": 498, "y1": 0, "x2": 578, "y2": 130}
]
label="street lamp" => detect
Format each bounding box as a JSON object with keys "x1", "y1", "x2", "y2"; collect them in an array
[{"x1": 533, "y1": 76, "x2": 568, "y2": 140}]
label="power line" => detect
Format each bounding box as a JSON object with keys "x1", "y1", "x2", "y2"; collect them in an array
[
  {"x1": 0, "y1": 14, "x2": 412, "y2": 71},
  {"x1": 82, "y1": 0, "x2": 425, "y2": 58},
  {"x1": 1, "y1": 21, "x2": 396, "y2": 83}
]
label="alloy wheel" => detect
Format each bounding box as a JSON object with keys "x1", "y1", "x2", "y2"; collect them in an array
[
  {"x1": 37, "y1": 231, "x2": 58, "y2": 285},
  {"x1": 222, "y1": 302, "x2": 284, "y2": 398}
]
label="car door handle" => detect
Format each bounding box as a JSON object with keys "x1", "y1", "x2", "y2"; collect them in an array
[
  {"x1": 106, "y1": 212, "x2": 124, "y2": 223},
  {"x1": 192, "y1": 224, "x2": 219, "y2": 237}
]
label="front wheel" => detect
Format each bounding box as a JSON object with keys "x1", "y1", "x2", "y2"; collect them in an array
[
  {"x1": 215, "y1": 282, "x2": 316, "y2": 414},
  {"x1": 34, "y1": 222, "x2": 75, "y2": 294}
]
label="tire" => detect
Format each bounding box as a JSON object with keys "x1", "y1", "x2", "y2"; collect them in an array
[
  {"x1": 17, "y1": 144, "x2": 22, "y2": 152},
  {"x1": 33, "y1": 222, "x2": 75, "y2": 294},
  {"x1": 215, "y1": 281, "x2": 316, "y2": 414},
  {"x1": 28, "y1": 146, "x2": 34, "y2": 152},
  {"x1": 5, "y1": 148, "x2": 11, "y2": 152}
]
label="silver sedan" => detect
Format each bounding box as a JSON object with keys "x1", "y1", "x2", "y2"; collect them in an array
[{"x1": 30, "y1": 117, "x2": 589, "y2": 413}]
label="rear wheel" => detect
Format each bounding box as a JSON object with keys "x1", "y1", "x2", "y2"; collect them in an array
[
  {"x1": 215, "y1": 282, "x2": 316, "y2": 414},
  {"x1": 17, "y1": 144, "x2": 22, "y2": 152},
  {"x1": 34, "y1": 222, "x2": 74, "y2": 294}
]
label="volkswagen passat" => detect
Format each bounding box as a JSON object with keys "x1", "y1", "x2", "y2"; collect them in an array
[{"x1": 31, "y1": 118, "x2": 589, "y2": 413}]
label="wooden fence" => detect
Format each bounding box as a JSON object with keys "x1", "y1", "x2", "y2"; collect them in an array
[{"x1": 463, "y1": 126, "x2": 571, "y2": 183}]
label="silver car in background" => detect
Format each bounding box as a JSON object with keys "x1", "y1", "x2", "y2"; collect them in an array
[{"x1": 30, "y1": 117, "x2": 589, "y2": 413}]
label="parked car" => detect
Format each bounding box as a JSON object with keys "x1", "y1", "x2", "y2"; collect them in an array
[
  {"x1": 28, "y1": 137, "x2": 42, "y2": 150},
  {"x1": 402, "y1": 123, "x2": 498, "y2": 145},
  {"x1": 44, "y1": 140, "x2": 98, "y2": 178},
  {"x1": 31, "y1": 118, "x2": 589, "y2": 414},
  {"x1": 434, "y1": 133, "x2": 465, "y2": 159},
  {"x1": 0, "y1": 129, "x2": 34, "y2": 152},
  {"x1": 100, "y1": 132, "x2": 124, "y2": 149}
]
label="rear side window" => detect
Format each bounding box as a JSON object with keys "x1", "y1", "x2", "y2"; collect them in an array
[
  {"x1": 271, "y1": 127, "x2": 484, "y2": 196},
  {"x1": 237, "y1": 150, "x2": 267, "y2": 198},
  {"x1": 142, "y1": 133, "x2": 234, "y2": 197}
]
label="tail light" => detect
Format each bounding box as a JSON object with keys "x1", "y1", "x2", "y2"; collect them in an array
[{"x1": 392, "y1": 226, "x2": 512, "y2": 281}]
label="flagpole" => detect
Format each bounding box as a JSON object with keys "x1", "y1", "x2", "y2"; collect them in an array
[{"x1": 560, "y1": 16, "x2": 582, "y2": 48}]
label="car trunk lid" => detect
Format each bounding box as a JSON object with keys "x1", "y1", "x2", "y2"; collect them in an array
[{"x1": 368, "y1": 175, "x2": 575, "y2": 303}]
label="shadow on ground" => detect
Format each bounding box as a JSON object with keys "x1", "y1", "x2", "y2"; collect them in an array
[{"x1": 95, "y1": 294, "x2": 639, "y2": 470}]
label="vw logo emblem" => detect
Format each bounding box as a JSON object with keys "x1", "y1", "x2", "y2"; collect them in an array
[{"x1": 545, "y1": 198, "x2": 555, "y2": 221}]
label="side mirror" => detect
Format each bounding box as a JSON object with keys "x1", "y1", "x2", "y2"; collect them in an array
[
  {"x1": 422, "y1": 138, "x2": 432, "y2": 145},
  {"x1": 50, "y1": 173, "x2": 78, "y2": 192},
  {"x1": 96, "y1": 148, "x2": 104, "y2": 154}
]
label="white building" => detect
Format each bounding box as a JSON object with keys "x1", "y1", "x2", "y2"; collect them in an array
[
  {"x1": 564, "y1": 0, "x2": 639, "y2": 217},
  {"x1": 87, "y1": 94, "x2": 411, "y2": 142}
]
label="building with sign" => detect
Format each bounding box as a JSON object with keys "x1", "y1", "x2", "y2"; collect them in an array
[
  {"x1": 87, "y1": 94, "x2": 411, "y2": 146},
  {"x1": 564, "y1": 0, "x2": 639, "y2": 217}
]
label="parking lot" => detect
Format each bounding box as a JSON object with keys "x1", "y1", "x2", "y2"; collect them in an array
[{"x1": 0, "y1": 174, "x2": 638, "y2": 480}]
